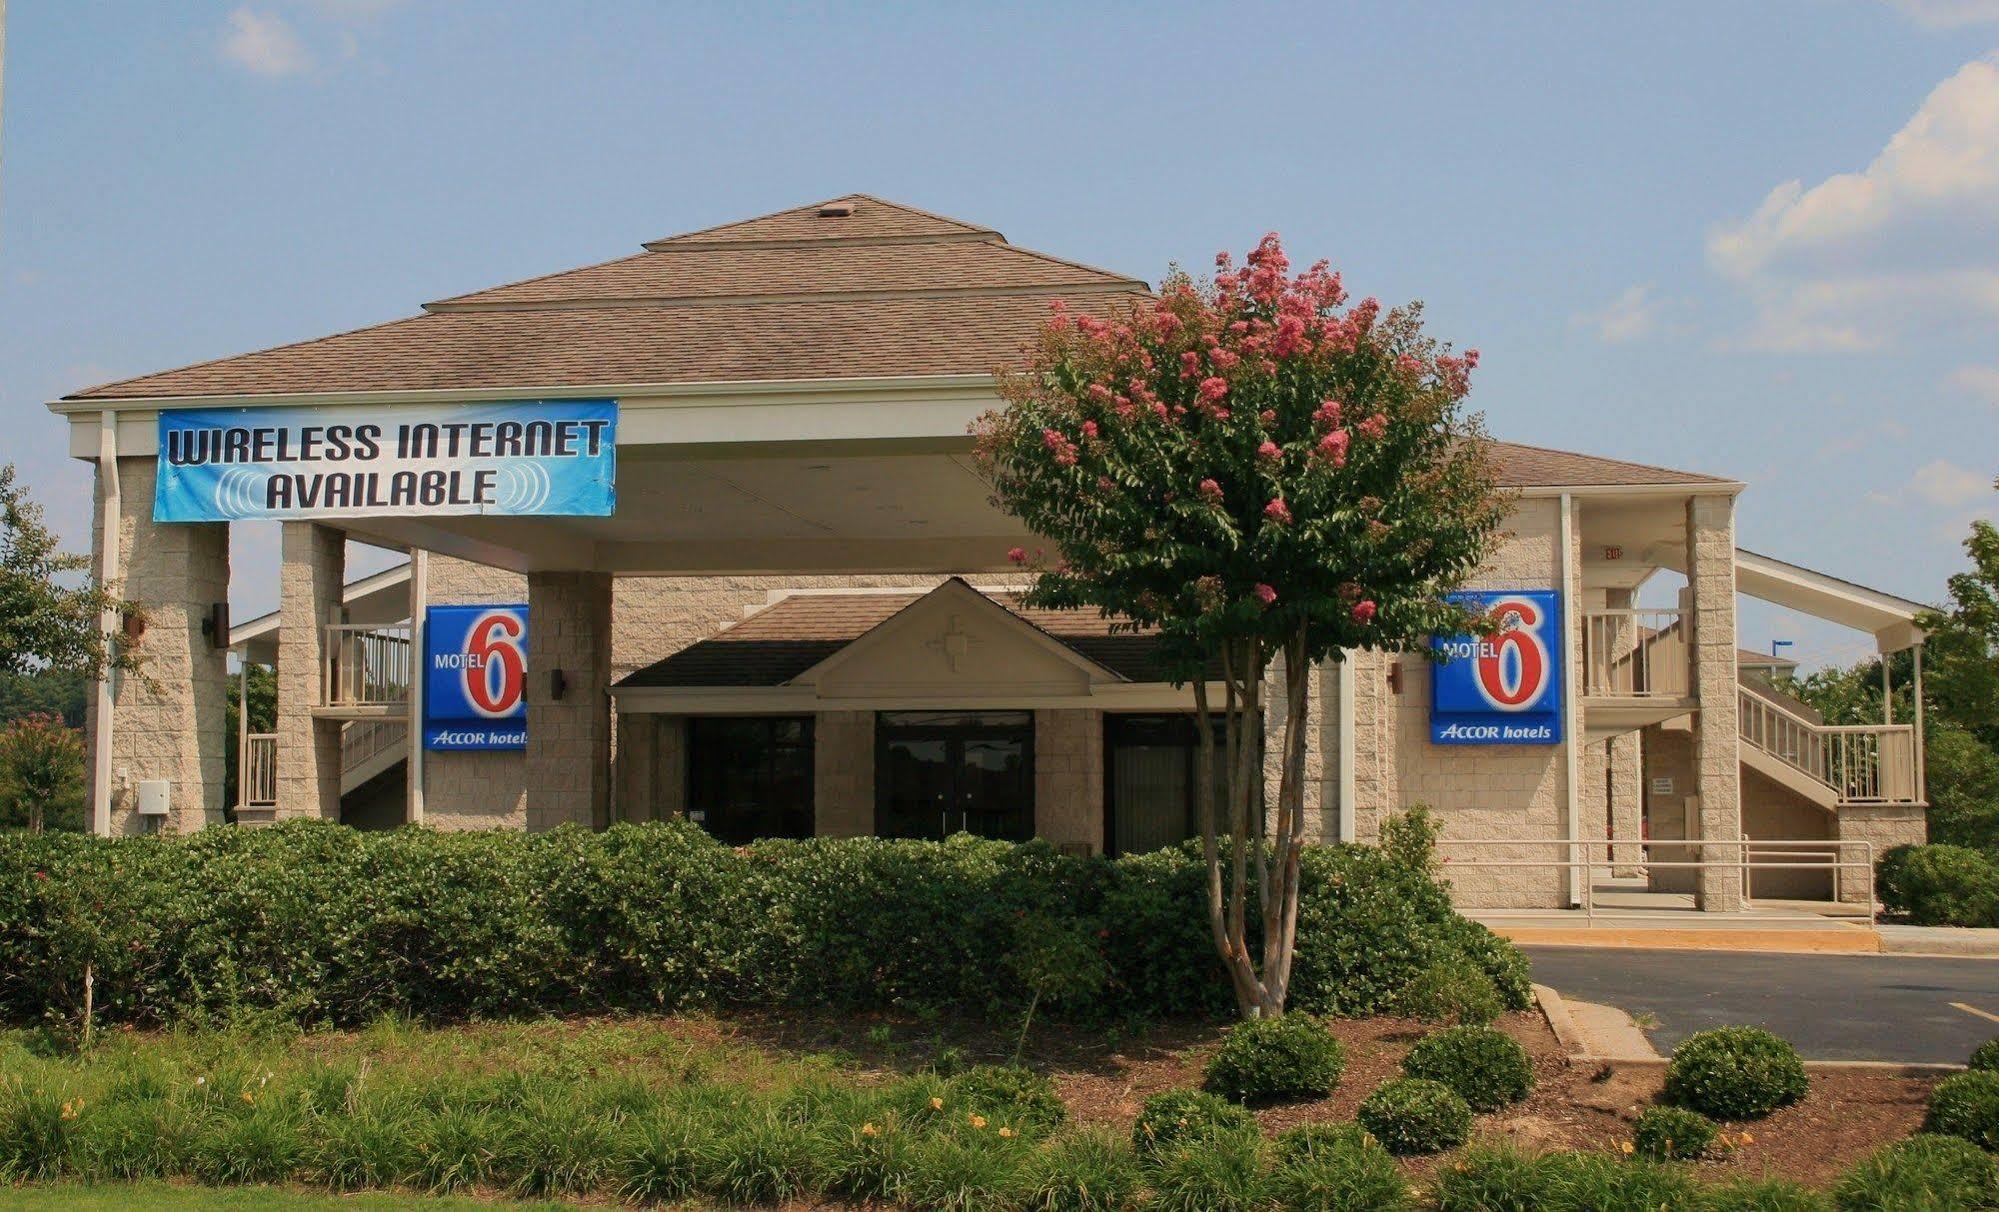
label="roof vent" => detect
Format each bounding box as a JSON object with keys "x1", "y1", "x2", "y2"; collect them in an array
[{"x1": 817, "y1": 201, "x2": 857, "y2": 218}]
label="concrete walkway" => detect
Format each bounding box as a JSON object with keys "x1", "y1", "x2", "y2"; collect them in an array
[{"x1": 1474, "y1": 908, "x2": 1999, "y2": 958}]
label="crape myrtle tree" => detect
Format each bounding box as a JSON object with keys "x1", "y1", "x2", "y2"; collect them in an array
[{"x1": 974, "y1": 237, "x2": 1507, "y2": 1018}]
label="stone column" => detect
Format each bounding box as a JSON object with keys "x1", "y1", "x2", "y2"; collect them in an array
[
  {"x1": 1608, "y1": 731, "x2": 1644, "y2": 873},
  {"x1": 272, "y1": 523, "x2": 343, "y2": 823},
  {"x1": 1686, "y1": 494, "x2": 1744, "y2": 911},
  {"x1": 814, "y1": 711, "x2": 875, "y2": 837},
  {"x1": 1263, "y1": 655, "x2": 1328, "y2": 843},
  {"x1": 1034, "y1": 708, "x2": 1104, "y2": 854},
  {"x1": 90, "y1": 457, "x2": 230, "y2": 834},
  {"x1": 1836, "y1": 803, "x2": 1927, "y2": 905},
  {"x1": 524, "y1": 571, "x2": 613, "y2": 831}
]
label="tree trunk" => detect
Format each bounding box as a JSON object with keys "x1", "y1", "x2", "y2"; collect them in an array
[{"x1": 1198, "y1": 630, "x2": 1316, "y2": 1018}]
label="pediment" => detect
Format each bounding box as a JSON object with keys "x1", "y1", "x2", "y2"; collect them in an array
[{"x1": 795, "y1": 579, "x2": 1118, "y2": 699}]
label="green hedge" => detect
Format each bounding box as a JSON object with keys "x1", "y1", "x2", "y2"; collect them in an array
[
  {"x1": 0, "y1": 819, "x2": 1528, "y2": 1029},
  {"x1": 1878, "y1": 844, "x2": 1999, "y2": 927}
]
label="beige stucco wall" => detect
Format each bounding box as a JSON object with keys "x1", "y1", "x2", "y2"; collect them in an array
[
  {"x1": 1345, "y1": 498, "x2": 1578, "y2": 909},
  {"x1": 1741, "y1": 768, "x2": 1834, "y2": 901}
]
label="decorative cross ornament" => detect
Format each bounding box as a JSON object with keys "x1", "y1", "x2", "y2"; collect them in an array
[{"x1": 928, "y1": 614, "x2": 978, "y2": 672}]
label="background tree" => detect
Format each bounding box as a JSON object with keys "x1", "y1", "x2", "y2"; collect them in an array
[
  {"x1": 0, "y1": 713, "x2": 86, "y2": 832},
  {"x1": 0, "y1": 463, "x2": 137, "y2": 678},
  {"x1": 223, "y1": 662, "x2": 277, "y2": 812},
  {"x1": 1789, "y1": 516, "x2": 1999, "y2": 851},
  {"x1": 976, "y1": 236, "x2": 1505, "y2": 1018}
]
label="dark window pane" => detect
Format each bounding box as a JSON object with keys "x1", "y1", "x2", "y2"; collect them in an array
[{"x1": 686, "y1": 716, "x2": 815, "y2": 844}]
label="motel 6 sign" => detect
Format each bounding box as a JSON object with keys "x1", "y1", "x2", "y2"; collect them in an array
[
  {"x1": 1429, "y1": 590, "x2": 1564, "y2": 745},
  {"x1": 424, "y1": 604, "x2": 529, "y2": 751}
]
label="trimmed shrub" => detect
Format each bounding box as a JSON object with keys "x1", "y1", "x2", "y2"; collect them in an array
[
  {"x1": 1662, "y1": 1027, "x2": 1809, "y2": 1120},
  {"x1": 1973, "y1": 1036, "x2": 1999, "y2": 1074},
  {"x1": 1129, "y1": 1090, "x2": 1255, "y2": 1156},
  {"x1": 1392, "y1": 961, "x2": 1503, "y2": 1025},
  {"x1": 1833, "y1": 1134, "x2": 1999, "y2": 1211},
  {"x1": 949, "y1": 1065, "x2": 1066, "y2": 1135},
  {"x1": 1877, "y1": 844, "x2": 1999, "y2": 927},
  {"x1": 1401, "y1": 1025, "x2": 1533, "y2": 1112},
  {"x1": 1633, "y1": 1104, "x2": 1720, "y2": 1161},
  {"x1": 1355, "y1": 1078, "x2": 1472, "y2": 1156},
  {"x1": 1203, "y1": 1014, "x2": 1346, "y2": 1104},
  {"x1": 0, "y1": 818, "x2": 1527, "y2": 1030},
  {"x1": 1267, "y1": 1123, "x2": 1408, "y2": 1212},
  {"x1": 1925, "y1": 1070, "x2": 1999, "y2": 1151}
]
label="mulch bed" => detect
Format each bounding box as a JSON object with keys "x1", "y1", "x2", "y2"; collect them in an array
[{"x1": 708, "y1": 1004, "x2": 1940, "y2": 1190}]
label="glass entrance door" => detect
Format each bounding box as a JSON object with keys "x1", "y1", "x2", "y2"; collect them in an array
[{"x1": 876, "y1": 712, "x2": 1034, "y2": 841}]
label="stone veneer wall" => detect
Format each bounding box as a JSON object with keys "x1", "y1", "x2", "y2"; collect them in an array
[
  {"x1": 91, "y1": 457, "x2": 231, "y2": 835},
  {"x1": 524, "y1": 571, "x2": 612, "y2": 831},
  {"x1": 1034, "y1": 708, "x2": 1104, "y2": 854},
  {"x1": 1836, "y1": 802, "x2": 1926, "y2": 903}
]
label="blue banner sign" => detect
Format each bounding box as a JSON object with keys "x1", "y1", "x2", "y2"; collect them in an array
[
  {"x1": 155, "y1": 399, "x2": 617, "y2": 522},
  {"x1": 1430, "y1": 590, "x2": 1564, "y2": 745},
  {"x1": 424, "y1": 604, "x2": 528, "y2": 751}
]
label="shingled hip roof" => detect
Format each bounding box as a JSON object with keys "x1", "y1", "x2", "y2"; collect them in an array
[{"x1": 58, "y1": 193, "x2": 1733, "y2": 490}]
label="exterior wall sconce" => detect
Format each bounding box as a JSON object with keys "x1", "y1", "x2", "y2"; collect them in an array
[
  {"x1": 550, "y1": 668, "x2": 567, "y2": 701},
  {"x1": 1387, "y1": 661, "x2": 1404, "y2": 694},
  {"x1": 200, "y1": 602, "x2": 230, "y2": 650}
]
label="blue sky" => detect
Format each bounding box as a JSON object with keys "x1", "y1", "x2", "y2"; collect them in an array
[{"x1": 4, "y1": 1, "x2": 1997, "y2": 664}]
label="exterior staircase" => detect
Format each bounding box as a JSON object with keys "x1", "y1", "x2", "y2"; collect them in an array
[{"x1": 1736, "y1": 682, "x2": 1919, "y2": 809}]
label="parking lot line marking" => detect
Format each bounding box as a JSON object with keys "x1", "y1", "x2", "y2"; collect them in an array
[{"x1": 1949, "y1": 1001, "x2": 1999, "y2": 1025}]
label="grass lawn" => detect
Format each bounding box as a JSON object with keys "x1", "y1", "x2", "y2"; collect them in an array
[
  {"x1": 0, "y1": 1181, "x2": 574, "y2": 1209},
  {"x1": 0, "y1": 1010, "x2": 1955, "y2": 1208}
]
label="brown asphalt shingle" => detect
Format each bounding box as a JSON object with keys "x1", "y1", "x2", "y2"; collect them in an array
[
  {"x1": 58, "y1": 192, "x2": 1732, "y2": 489},
  {"x1": 618, "y1": 589, "x2": 1184, "y2": 688}
]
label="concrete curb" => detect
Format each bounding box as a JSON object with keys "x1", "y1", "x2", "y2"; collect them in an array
[{"x1": 1534, "y1": 983, "x2": 1966, "y2": 1074}]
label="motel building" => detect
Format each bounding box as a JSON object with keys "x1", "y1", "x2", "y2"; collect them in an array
[{"x1": 50, "y1": 195, "x2": 1934, "y2": 914}]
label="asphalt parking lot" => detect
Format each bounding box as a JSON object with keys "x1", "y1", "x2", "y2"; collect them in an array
[{"x1": 1524, "y1": 946, "x2": 1999, "y2": 1064}]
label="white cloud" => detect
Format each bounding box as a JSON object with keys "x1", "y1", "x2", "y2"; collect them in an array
[
  {"x1": 1948, "y1": 363, "x2": 1999, "y2": 402},
  {"x1": 1884, "y1": 0, "x2": 1999, "y2": 28},
  {"x1": 1708, "y1": 53, "x2": 1999, "y2": 351},
  {"x1": 219, "y1": 8, "x2": 313, "y2": 77},
  {"x1": 1910, "y1": 458, "x2": 1995, "y2": 507},
  {"x1": 1572, "y1": 284, "x2": 1669, "y2": 343}
]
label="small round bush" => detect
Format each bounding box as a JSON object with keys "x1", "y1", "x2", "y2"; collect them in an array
[
  {"x1": 1268, "y1": 1124, "x2": 1409, "y2": 1212},
  {"x1": 1394, "y1": 962, "x2": 1503, "y2": 1025},
  {"x1": 1130, "y1": 1089, "x2": 1256, "y2": 1156},
  {"x1": 1401, "y1": 1025, "x2": 1533, "y2": 1112},
  {"x1": 949, "y1": 1064, "x2": 1067, "y2": 1134},
  {"x1": 1632, "y1": 1104, "x2": 1719, "y2": 1161},
  {"x1": 1832, "y1": 1134, "x2": 1999, "y2": 1211},
  {"x1": 1972, "y1": 1037, "x2": 1999, "y2": 1074},
  {"x1": 1925, "y1": 1070, "x2": 1999, "y2": 1151},
  {"x1": 1662, "y1": 1027, "x2": 1809, "y2": 1120},
  {"x1": 1203, "y1": 1014, "x2": 1347, "y2": 1104},
  {"x1": 1356, "y1": 1078, "x2": 1473, "y2": 1156}
]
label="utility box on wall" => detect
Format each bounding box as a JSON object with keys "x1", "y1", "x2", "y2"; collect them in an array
[{"x1": 136, "y1": 780, "x2": 172, "y2": 817}]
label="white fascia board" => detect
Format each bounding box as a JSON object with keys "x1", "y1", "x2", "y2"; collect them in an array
[
  {"x1": 1735, "y1": 548, "x2": 1931, "y2": 646},
  {"x1": 612, "y1": 681, "x2": 1219, "y2": 715},
  {"x1": 54, "y1": 375, "x2": 1003, "y2": 458}
]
